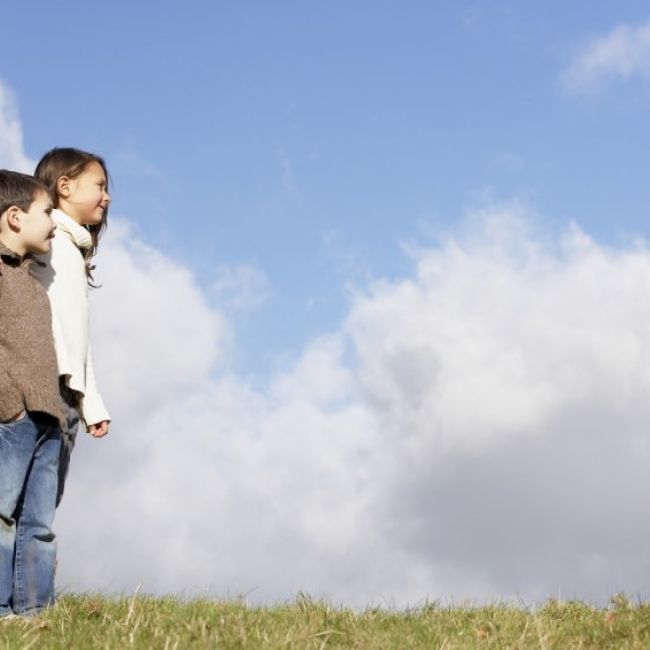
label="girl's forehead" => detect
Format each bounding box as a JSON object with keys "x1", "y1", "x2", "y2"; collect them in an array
[{"x1": 80, "y1": 161, "x2": 107, "y2": 180}]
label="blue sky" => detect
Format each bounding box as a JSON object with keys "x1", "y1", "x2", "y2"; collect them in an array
[{"x1": 4, "y1": 1, "x2": 650, "y2": 374}]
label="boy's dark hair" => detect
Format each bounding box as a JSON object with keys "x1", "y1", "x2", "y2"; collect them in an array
[
  {"x1": 34, "y1": 147, "x2": 110, "y2": 286},
  {"x1": 0, "y1": 170, "x2": 50, "y2": 219}
]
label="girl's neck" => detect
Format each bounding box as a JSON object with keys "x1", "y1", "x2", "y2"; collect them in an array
[{"x1": 57, "y1": 200, "x2": 85, "y2": 226}]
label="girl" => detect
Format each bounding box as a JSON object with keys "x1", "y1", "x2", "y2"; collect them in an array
[{"x1": 34, "y1": 148, "x2": 111, "y2": 504}]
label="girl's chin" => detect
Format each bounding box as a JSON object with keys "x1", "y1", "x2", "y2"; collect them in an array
[{"x1": 84, "y1": 213, "x2": 104, "y2": 226}]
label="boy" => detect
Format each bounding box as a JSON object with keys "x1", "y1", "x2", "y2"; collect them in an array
[{"x1": 0, "y1": 170, "x2": 66, "y2": 618}]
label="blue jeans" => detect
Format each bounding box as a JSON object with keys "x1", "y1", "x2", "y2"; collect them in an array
[{"x1": 0, "y1": 412, "x2": 61, "y2": 616}]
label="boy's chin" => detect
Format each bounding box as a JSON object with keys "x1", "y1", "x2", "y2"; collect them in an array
[{"x1": 27, "y1": 241, "x2": 51, "y2": 255}]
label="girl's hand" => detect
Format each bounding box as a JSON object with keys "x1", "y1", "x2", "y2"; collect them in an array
[{"x1": 88, "y1": 421, "x2": 109, "y2": 438}]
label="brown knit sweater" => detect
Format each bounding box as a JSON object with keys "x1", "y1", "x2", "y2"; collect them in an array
[{"x1": 0, "y1": 241, "x2": 65, "y2": 427}]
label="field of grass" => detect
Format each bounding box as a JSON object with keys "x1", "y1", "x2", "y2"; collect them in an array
[{"x1": 1, "y1": 593, "x2": 649, "y2": 648}]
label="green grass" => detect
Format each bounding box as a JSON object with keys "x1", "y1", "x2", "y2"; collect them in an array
[{"x1": 1, "y1": 593, "x2": 650, "y2": 648}]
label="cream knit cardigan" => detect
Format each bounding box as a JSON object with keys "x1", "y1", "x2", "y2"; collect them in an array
[{"x1": 36, "y1": 209, "x2": 110, "y2": 428}]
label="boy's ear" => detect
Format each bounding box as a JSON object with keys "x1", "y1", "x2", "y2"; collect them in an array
[
  {"x1": 57, "y1": 176, "x2": 71, "y2": 198},
  {"x1": 4, "y1": 206, "x2": 21, "y2": 230}
]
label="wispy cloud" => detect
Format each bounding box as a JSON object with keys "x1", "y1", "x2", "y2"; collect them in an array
[
  {"x1": 490, "y1": 151, "x2": 525, "y2": 173},
  {"x1": 212, "y1": 263, "x2": 270, "y2": 312},
  {"x1": 562, "y1": 21, "x2": 650, "y2": 92},
  {"x1": 0, "y1": 79, "x2": 35, "y2": 172},
  {"x1": 113, "y1": 134, "x2": 167, "y2": 181},
  {"x1": 277, "y1": 147, "x2": 299, "y2": 196}
]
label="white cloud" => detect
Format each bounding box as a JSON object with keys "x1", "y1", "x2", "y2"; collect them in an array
[
  {"x1": 88, "y1": 221, "x2": 230, "y2": 419},
  {"x1": 54, "y1": 202, "x2": 650, "y2": 607},
  {"x1": 0, "y1": 79, "x2": 35, "y2": 172},
  {"x1": 344, "y1": 210, "x2": 650, "y2": 601},
  {"x1": 563, "y1": 22, "x2": 650, "y2": 91}
]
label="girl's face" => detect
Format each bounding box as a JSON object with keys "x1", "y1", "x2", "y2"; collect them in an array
[{"x1": 62, "y1": 161, "x2": 110, "y2": 226}]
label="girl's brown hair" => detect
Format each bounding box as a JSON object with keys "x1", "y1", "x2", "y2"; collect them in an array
[{"x1": 34, "y1": 147, "x2": 109, "y2": 285}]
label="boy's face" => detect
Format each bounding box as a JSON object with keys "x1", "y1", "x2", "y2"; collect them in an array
[{"x1": 19, "y1": 191, "x2": 56, "y2": 254}]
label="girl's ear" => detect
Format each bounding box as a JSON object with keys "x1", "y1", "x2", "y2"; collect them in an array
[{"x1": 57, "y1": 176, "x2": 71, "y2": 198}]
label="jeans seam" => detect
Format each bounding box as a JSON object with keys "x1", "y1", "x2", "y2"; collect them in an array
[{"x1": 13, "y1": 513, "x2": 25, "y2": 611}]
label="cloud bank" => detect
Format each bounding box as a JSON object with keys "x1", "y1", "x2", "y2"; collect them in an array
[
  {"x1": 57, "y1": 204, "x2": 650, "y2": 607},
  {"x1": 563, "y1": 21, "x2": 650, "y2": 91},
  {"x1": 3, "y1": 79, "x2": 650, "y2": 607}
]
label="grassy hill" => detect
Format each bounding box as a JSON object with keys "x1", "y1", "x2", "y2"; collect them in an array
[{"x1": 1, "y1": 593, "x2": 649, "y2": 648}]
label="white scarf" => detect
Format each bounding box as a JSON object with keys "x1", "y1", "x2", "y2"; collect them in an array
[{"x1": 53, "y1": 209, "x2": 93, "y2": 250}]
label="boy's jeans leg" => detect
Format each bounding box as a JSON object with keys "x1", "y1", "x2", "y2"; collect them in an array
[
  {"x1": 0, "y1": 414, "x2": 39, "y2": 616},
  {"x1": 12, "y1": 416, "x2": 61, "y2": 616}
]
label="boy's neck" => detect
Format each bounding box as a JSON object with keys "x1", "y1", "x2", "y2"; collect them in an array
[{"x1": 0, "y1": 233, "x2": 26, "y2": 258}]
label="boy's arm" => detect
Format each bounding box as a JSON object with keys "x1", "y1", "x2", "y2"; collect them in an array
[
  {"x1": 0, "y1": 262, "x2": 23, "y2": 420},
  {"x1": 0, "y1": 362, "x2": 23, "y2": 422},
  {"x1": 0, "y1": 335, "x2": 23, "y2": 422}
]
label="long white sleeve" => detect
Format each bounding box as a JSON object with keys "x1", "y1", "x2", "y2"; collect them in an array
[{"x1": 79, "y1": 343, "x2": 110, "y2": 426}]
